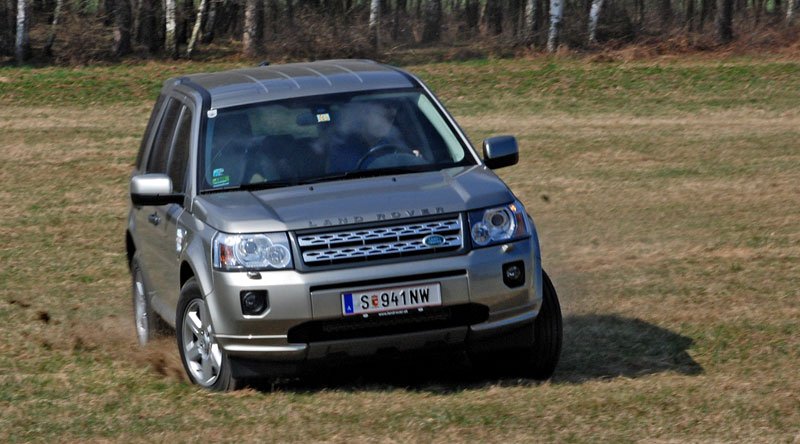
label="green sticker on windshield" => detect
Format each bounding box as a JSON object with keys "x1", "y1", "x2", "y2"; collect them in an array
[{"x1": 212, "y1": 175, "x2": 230, "y2": 187}]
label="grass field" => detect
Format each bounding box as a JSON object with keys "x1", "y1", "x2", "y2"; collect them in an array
[{"x1": 1, "y1": 55, "x2": 799, "y2": 442}]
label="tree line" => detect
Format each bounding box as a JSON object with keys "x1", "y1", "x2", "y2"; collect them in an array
[{"x1": 2, "y1": 0, "x2": 799, "y2": 64}]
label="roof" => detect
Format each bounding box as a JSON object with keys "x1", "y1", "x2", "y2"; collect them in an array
[{"x1": 179, "y1": 60, "x2": 418, "y2": 109}]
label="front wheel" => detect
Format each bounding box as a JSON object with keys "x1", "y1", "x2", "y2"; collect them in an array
[
  {"x1": 524, "y1": 270, "x2": 563, "y2": 379},
  {"x1": 176, "y1": 278, "x2": 242, "y2": 391},
  {"x1": 471, "y1": 270, "x2": 563, "y2": 380}
]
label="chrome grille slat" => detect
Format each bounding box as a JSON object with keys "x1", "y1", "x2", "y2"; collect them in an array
[{"x1": 298, "y1": 216, "x2": 463, "y2": 266}]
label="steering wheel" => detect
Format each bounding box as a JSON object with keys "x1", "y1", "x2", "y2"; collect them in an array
[{"x1": 355, "y1": 144, "x2": 416, "y2": 169}]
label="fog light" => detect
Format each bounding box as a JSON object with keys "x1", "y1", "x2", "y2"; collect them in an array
[
  {"x1": 240, "y1": 290, "x2": 268, "y2": 315},
  {"x1": 502, "y1": 261, "x2": 525, "y2": 288}
]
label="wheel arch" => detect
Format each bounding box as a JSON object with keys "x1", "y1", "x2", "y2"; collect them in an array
[
  {"x1": 126, "y1": 230, "x2": 136, "y2": 270},
  {"x1": 180, "y1": 236, "x2": 215, "y2": 298},
  {"x1": 180, "y1": 261, "x2": 195, "y2": 289}
]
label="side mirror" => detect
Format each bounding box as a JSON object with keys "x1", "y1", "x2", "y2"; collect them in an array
[
  {"x1": 130, "y1": 174, "x2": 184, "y2": 206},
  {"x1": 482, "y1": 135, "x2": 519, "y2": 169}
]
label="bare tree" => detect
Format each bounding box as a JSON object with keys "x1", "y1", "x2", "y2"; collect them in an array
[
  {"x1": 15, "y1": 0, "x2": 30, "y2": 63},
  {"x1": 659, "y1": 0, "x2": 672, "y2": 29},
  {"x1": 202, "y1": 0, "x2": 219, "y2": 43},
  {"x1": 0, "y1": 0, "x2": 8, "y2": 55},
  {"x1": 588, "y1": 0, "x2": 604, "y2": 43},
  {"x1": 522, "y1": 0, "x2": 537, "y2": 44},
  {"x1": 547, "y1": 0, "x2": 562, "y2": 52},
  {"x1": 464, "y1": 0, "x2": 479, "y2": 31},
  {"x1": 699, "y1": 0, "x2": 712, "y2": 30},
  {"x1": 186, "y1": 0, "x2": 208, "y2": 57},
  {"x1": 716, "y1": 0, "x2": 732, "y2": 43},
  {"x1": 135, "y1": 0, "x2": 158, "y2": 52},
  {"x1": 486, "y1": 0, "x2": 502, "y2": 35},
  {"x1": 685, "y1": 0, "x2": 695, "y2": 32},
  {"x1": 165, "y1": 0, "x2": 178, "y2": 57},
  {"x1": 421, "y1": 0, "x2": 441, "y2": 43},
  {"x1": 43, "y1": 0, "x2": 64, "y2": 56},
  {"x1": 392, "y1": 0, "x2": 407, "y2": 41},
  {"x1": 243, "y1": 0, "x2": 259, "y2": 56},
  {"x1": 788, "y1": 0, "x2": 798, "y2": 23},
  {"x1": 369, "y1": 0, "x2": 380, "y2": 48},
  {"x1": 113, "y1": 0, "x2": 133, "y2": 56}
]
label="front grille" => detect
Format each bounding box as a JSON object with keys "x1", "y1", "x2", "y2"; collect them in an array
[
  {"x1": 287, "y1": 304, "x2": 489, "y2": 343},
  {"x1": 297, "y1": 216, "x2": 463, "y2": 266}
]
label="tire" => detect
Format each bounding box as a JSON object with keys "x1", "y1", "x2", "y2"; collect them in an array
[
  {"x1": 131, "y1": 253, "x2": 168, "y2": 346},
  {"x1": 525, "y1": 270, "x2": 563, "y2": 379},
  {"x1": 471, "y1": 270, "x2": 563, "y2": 380},
  {"x1": 176, "y1": 278, "x2": 242, "y2": 391}
]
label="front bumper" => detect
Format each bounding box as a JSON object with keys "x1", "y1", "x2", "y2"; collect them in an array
[{"x1": 207, "y1": 237, "x2": 542, "y2": 362}]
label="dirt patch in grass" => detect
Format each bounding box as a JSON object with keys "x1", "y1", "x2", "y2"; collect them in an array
[{"x1": 71, "y1": 316, "x2": 187, "y2": 383}]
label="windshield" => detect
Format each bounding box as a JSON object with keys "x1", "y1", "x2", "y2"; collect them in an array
[{"x1": 199, "y1": 89, "x2": 475, "y2": 192}]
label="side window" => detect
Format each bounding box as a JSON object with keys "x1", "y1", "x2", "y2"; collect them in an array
[
  {"x1": 136, "y1": 94, "x2": 166, "y2": 170},
  {"x1": 167, "y1": 107, "x2": 193, "y2": 193},
  {"x1": 146, "y1": 98, "x2": 182, "y2": 174}
]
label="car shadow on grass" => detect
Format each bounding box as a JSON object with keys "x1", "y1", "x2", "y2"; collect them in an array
[
  {"x1": 254, "y1": 313, "x2": 702, "y2": 393},
  {"x1": 553, "y1": 314, "x2": 702, "y2": 383}
]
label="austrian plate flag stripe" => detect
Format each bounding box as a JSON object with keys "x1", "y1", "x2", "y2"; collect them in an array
[{"x1": 343, "y1": 293, "x2": 355, "y2": 314}]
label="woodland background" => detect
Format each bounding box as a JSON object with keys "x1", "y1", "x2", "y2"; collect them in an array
[{"x1": 2, "y1": 0, "x2": 800, "y2": 65}]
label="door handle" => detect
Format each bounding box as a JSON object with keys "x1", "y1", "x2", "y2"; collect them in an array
[{"x1": 148, "y1": 213, "x2": 161, "y2": 226}]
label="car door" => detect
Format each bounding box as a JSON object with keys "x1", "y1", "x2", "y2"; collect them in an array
[{"x1": 134, "y1": 97, "x2": 191, "y2": 319}]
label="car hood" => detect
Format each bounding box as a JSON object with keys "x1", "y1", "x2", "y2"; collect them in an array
[{"x1": 192, "y1": 165, "x2": 515, "y2": 233}]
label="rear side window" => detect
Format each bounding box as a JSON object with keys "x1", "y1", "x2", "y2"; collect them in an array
[
  {"x1": 136, "y1": 94, "x2": 166, "y2": 170},
  {"x1": 168, "y1": 107, "x2": 193, "y2": 193},
  {"x1": 147, "y1": 99, "x2": 183, "y2": 174}
]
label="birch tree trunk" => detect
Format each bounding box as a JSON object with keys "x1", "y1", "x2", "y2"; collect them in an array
[
  {"x1": 186, "y1": 0, "x2": 207, "y2": 57},
  {"x1": 165, "y1": 0, "x2": 178, "y2": 58},
  {"x1": 546, "y1": 0, "x2": 562, "y2": 52},
  {"x1": 522, "y1": 0, "x2": 536, "y2": 44},
  {"x1": 715, "y1": 0, "x2": 732, "y2": 43},
  {"x1": 113, "y1": 0, "x2": 133, "y2": 56},
  {"x1": 420, "y1": 0, "x2": 441, "y2": 43},
  {"x1": 15, "y1": 0, "x2": 30, "y2": 63},
  {"x1": 788, "y1": 0, "x2": 797, "y2": 23},
  {"x1": 43, "y1": 0, "x2": 64, "y2": 56},
  {"x1": 368, "y1": 0, "x2": 380, "y2": 48},
  {"x1": 588, "y1": 0, "x2": 604, "y2": 43},
  {"x1": 242, "y1": 0, "x2": 258, "y2": 56}
]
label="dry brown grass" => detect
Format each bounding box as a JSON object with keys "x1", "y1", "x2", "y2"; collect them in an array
[{"x1": 1, "y1": 57, "x2": 799, "y2": 442}]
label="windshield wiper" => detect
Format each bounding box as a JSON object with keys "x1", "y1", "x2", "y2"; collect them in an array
[
  {"x1": 199, "y1": 179, "x2": 298, "y2": 194},
  {"x1": 298, "y1": 165, "x2": 438, "y2": 185}
]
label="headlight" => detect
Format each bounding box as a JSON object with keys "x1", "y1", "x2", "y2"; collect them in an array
[
  {"x1": 469, "y1": 200, "x2": 530, "y2": 247},
  {"x1": 213, "y1": 232, "x2": 293, "y2": 271}
]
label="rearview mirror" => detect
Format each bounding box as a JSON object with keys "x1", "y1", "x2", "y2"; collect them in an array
[
  {"x1": 482, "y1": 135, "x2": 519, "y2": 170},
  {"x1": 130, "y1": 174, "x2": 184, "y2": 206}
]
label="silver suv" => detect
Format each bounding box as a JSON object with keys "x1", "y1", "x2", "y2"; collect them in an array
[{"x1": 126, "y1": 60, "x2": 562, "y2": 390}]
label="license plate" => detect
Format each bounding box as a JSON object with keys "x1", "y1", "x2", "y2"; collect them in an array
[{"x1": 341, "y1": 283, "x2": 442, "y2": 316}]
